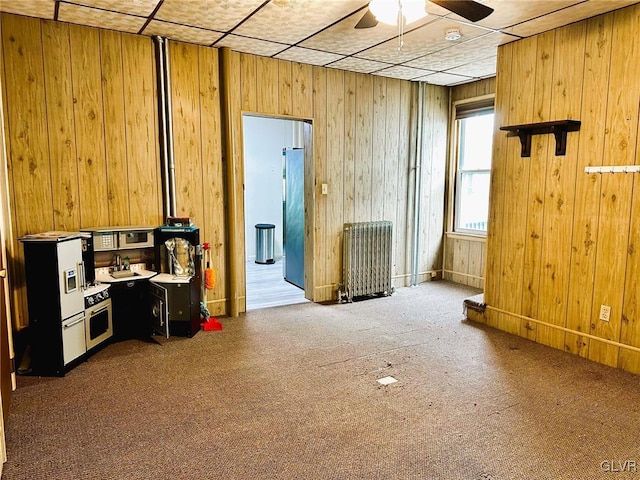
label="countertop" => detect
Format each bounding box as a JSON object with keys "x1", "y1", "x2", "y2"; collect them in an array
[
  {"x1": 150, "y1": 273, "x2": 193, "y2": 284},
  {"x1": 95, "y1": 269, "x2": 157, "y2": 284}
]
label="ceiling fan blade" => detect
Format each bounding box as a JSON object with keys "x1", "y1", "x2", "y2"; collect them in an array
[
  {"x1": 354, "y1": 8, "x2": 378, "y2": 29},
  {"x1": 430, "y1": 0, "x2": 494, "y2": 22}
]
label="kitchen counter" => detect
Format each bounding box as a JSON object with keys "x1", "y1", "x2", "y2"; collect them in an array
[
  {"x1": 150, "y1": 273, "x2": 193, "y2": 284},
  {"x1": 95, "y1": 269, "x2": 157, "y2": 284}
]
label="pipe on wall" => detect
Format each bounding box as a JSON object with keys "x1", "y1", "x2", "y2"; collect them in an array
[
  {"x1": 411, "y1": 83, "x2": 425, "y2": 286},
  {"x1": 153, "y1": 36, "x2": 177, "y2": 219}
]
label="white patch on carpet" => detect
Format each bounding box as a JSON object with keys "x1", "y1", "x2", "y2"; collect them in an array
[{"x1": 377, "y1": 376, "x2": 398, "y2": 386}]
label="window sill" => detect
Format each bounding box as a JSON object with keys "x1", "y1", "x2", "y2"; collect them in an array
[{"x1": 446, "y1": 231, "x2": 487, "y2": 242}]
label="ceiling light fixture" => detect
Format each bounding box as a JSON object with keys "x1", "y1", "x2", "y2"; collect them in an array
[
  {"x1": 369, "y1": 0, "x2": 428, "y2": 51},
  {"x1": 444, "y1": 28, "x2": 461, "y2": 41},
  {"x1": 369, "y1": 0, "x2": 428, "y2": 26}
]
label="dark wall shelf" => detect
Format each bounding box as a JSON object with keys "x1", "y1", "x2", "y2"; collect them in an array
[{"x1": 500, "y1": 120, "x2": 581, "y2": 157}]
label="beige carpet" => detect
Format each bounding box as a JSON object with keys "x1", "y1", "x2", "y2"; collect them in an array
[{"x1": 3, "y1": 281, "x2": 639, "y2": 479}]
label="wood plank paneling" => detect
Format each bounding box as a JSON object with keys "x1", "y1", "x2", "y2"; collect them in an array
[
  {"x1": 1, "y1": 15, "x2": 164, "y2": 330},
  {"x1": 565, "y1": 14, "x2": 613, "y2": 357},
  {"x1": 483, "y1": 4, "x2": 640, "y2": 375},
  {"x1": 2, "y1": 15, "x2": 53, "y2": 235},
  {"x1": 497, "y1": 37, "x2": 537, "y2": 336},
  {"x1": 122, "y1": 34, "x2": 161, "y2": 226},
  {"x1": 371, "y1": 76, "x2": 386, "y2": 221},
  {"x1": 170, "y1": 42, "x2": 204, "y2": 224},
  {"x1": 256, "y1": 56, "x2": 278, "y2": 115},
  {"x1": 69, "y1": 24, "x2": 109, "y2": 228},
  {"x1": 42, "y1": 21, "x2": 80, "y2": 231},
  {"x1": 292, "y1": 62, "x2": 313, "y2": 119},
  {"x1": 325, "y1": 68, "x2": 344, "y2": 295},
  {"x1": 278, "y1": 60, "x2": 292, "y2": 116},
  {"x1": 619, "y1": 174, "x2": 640, "y2": 373},
  {"x1": 198, "y1": 47, "x2": 226, "y2": 316},
  {"x1": 520, "y1": 30, "x2": 554, "y2": 341},
  {"x1": 423, "y1": 84, "x2": 447, "y2": 275},
  {"x1": 312, "y1": 66, "x2": 327, "y2": 295},
  {"x1": 2, "y1": 13, "x2": 450, "y2": 324},
  {"x1": 588, "y1": 8, "x2": 639, "y2": 367},
  {"x1": 343, "y1": 72, "x2": 356, "y2": 224},
  {"x1": 354, "y1": 73, "x2": 373, "y2": 222},
  {"x1": 484, "y1": 43, "x2": 513, "y2": 330},
  {"x1": 240, "y1": 53, "x2": 256, "y2": 112},
  {"x1": 535, "y1": 22, "x2": 585, "y2": 350},
  {"x1": 100, "y1": 29, "x2": 129, "y2": 226}
]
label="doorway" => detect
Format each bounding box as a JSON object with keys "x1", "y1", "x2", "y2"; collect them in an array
[{"x1": 242, "y1": 115, "x2": 309, "y2": 310}]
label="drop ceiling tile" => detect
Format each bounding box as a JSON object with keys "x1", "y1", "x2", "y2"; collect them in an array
[
  {"x1": 67, "y1": 0, "x2": 161, "y2": 17},
  {"x1": 144, "y1": 20, "x2": 223, "y2": 46},
  {"x1": 328, "y1": 56, "x2": 390, "y2": 74},
  {"x1": 234, "y1": 0, "x2": 364, "y2": 45},
  {"x1": 58, "y1": 3, "x2": 147, "y2": 33},
  {"x1": 0, "y1": 0, "x2": 55, "y2": 19},
  {"x1": 454, "y1": 0, "x2": 583, "y2": 31},
  {"x1": 215, "y1": 34, "x2": 287, "y2": 57},
  {"x1": 445, "y1": 55, "x2": 497, "y2": 78},
  {"x1": 155, "y1": 0, "x2": 264, "y2": 32},
  {"x1": 416, "y1": 72, "x2": 474, "y2": 86},
  {"x1": 274, "y1": 47, "x2": 344, "y2": 66},
  {"x1": 504, "y1": 0, "x2": 640, "y2": 37},
  {"x1": 300, "y1": 10, "x2": 433, "y2": 56},
  {"x1": 374, "y1": 65, "x2": 431, "y2": 80},
  {"x1": 404, "y1": 31, "x2": 517, "y2": 71},
  {"x1": 356, "y1": 17, "x2": 489, "y2": 64}
]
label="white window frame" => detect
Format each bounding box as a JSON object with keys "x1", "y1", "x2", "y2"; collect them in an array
[{"x1": 447, "y1": 94, "x2": 495, "y2": 237}]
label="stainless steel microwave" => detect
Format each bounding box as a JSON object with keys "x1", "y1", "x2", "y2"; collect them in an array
[
  {"x1": 118, "y1": 230, "x2": 154, "y2": 250},
  {"x1": 91, "y1": 228, "x2": 154, "y2": 251}
]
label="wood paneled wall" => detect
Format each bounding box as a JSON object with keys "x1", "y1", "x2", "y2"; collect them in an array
[
  {"x1": 480, "y1": 4, "x2": 640, "y2": 375},
  {"x1": 168, "y1": 41, "x2": 226, "y2": 316},
  {"x1": 443, "y1": 78, "x2": 495, "y2": 289},
  {"x1": 0, "y1": 13, "x2": 450, "y2": 323},
  {"x1": 1, "y1": 14, "x2": 162, "y2": 329},
  {"x1": 223, "y1": 51, "x2": 449, "y2": 310}
]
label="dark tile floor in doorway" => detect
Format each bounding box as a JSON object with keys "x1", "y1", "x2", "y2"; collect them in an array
[{"x1": 245, "y1": 258, "x2": 308, "y2": 310}]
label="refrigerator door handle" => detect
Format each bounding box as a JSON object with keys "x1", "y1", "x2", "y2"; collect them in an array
[
  {"x1": 64, "y1": 316, "x2": 85, "y2": 328},
  {"x1": 79, "y1": 261, "x2": 86, "y2": 289}
]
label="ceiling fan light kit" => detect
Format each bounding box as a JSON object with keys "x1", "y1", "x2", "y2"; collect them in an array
[{"x1": 369, "y1": 0, "x2": 428, "y2": 26}]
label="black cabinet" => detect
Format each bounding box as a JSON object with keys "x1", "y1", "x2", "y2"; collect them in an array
[{"x1": 110, "y1": 279, "x2": 150, "y2": 341}]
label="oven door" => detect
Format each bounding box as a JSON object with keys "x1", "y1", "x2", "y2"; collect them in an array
[
  {"x1": 150, "y1": 283, "x2": 169, "y2": 339},
  {"x1": 85, "y1": 299, "x2": 113, "y2": 351}
]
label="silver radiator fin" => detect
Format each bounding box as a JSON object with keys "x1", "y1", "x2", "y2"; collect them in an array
[{"x1": 338, "y1": 221, "x2": 393, "y2": 303}]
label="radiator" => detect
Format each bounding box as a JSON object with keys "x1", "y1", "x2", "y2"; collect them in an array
[{"x1": 338, "y1": 221, "x2": 394, "y2": 303}]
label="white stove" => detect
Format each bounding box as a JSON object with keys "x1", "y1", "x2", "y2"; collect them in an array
[
  {"x1": 83, "y1": 283, "x2": 110, "y2": 309},
  {"x1": 83, "y1": 284, "x2": 113, "y2": 351}
]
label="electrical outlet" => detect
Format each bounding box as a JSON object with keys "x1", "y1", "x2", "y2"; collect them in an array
[{"x1": 599, "y1": 305, "x2": 611, "y2": 322}]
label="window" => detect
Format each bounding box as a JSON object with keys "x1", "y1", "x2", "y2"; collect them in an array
[{"x1": 452, "y1": 98, "x2": 494, "y2": 235}]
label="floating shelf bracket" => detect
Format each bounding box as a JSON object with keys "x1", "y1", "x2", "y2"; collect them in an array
[{"x1": 500, "y1": 120, "x2": 581, "y2": 157}]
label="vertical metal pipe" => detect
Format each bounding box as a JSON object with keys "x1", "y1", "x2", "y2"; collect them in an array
[
  {"x1": 154, "y1": 36, "x2": 171, "y2": 219},
  {"x1": 411, "y1": 83, "x2": 425, "y2": 286},
  {"x1": 163, "y1": 40, "x2": 177, "y2": 217}
]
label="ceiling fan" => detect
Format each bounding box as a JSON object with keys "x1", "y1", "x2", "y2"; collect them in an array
[{"x1": 355, "y1": 0, "x2": 494, "y2": 29}]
